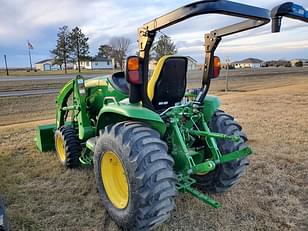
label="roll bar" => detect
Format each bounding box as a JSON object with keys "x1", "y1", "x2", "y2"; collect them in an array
[
  {"x1": 271, "y1": 2, "x2": 308, "y2": 33},
  {"x1": 131, "y1": 0, "x2": 270, "y2": 107}
]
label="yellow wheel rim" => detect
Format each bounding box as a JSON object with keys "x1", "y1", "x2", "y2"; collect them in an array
[
  {"x1": 101, "y1": 151, "x2": 129, "y2": 209},
  {"x1": 56, "y1": 134, "x2": 66, "y2": 162}
]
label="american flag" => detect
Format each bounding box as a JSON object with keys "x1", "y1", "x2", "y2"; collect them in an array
[{"x1": 27, "y1": 41, "x2": 33, "y2": 49}]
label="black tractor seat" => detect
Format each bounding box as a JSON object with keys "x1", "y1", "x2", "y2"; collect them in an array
[{"x1": 147, "y1": 56, "x2": 188, "y2": 111}]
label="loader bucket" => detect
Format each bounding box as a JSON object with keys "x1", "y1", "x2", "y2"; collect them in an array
[{"x1": 35, "y1": 124, "x2": 56, "y2": 152}]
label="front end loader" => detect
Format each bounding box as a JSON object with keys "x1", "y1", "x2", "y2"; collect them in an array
[{"x1": 35, "y1": 0, "x2": 272, "y2": 230}]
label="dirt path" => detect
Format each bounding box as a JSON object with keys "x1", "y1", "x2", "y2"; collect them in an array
[{"x1": 0, "y1": 119, "x2": 54, "y2": 132}]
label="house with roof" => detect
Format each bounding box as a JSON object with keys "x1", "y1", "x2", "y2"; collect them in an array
[
  {"x1": 232, "y1": 58, "x2": 263, "y2": 68},
  {"x1": 35, "y1": 59, "x2": 61, "y2": 71},
  {"x1": 187, "y1": 56, "x2": 198, "y2": 71},
  {"x1": 149, "y1": 56, "x2": 198, "y2": 71},
  {"x1": 290, "y1": 59, "x2": 308, "y2": 67},
  {"x1": 35, "y1": 59, "x2": 73, "y2": 71},
  {"x1": 74, "y1": 57, "x2": 113, "y2": 70}
]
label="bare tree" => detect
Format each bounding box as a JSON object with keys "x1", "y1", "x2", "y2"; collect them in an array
[{"x1": 109, "y1": 36, "x2": 131, "y2": 69}]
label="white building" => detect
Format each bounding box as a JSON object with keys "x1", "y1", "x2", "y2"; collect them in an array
[
  {"x1": 149, "y1": 59, "x2": 158, "y2": 70},
  {"x1": 232, "y1": 58, "x2": 263, "y2": 69},
  {"x1": 35, "y1": 59, "x2": 61, "y2": 71},
  {"x1": 35, "y1": 59, "x2": 75, "y2": 71},
  {"x1": 148, "y1": 56, "x2": 198, "y2": 71},
  {"x1": 74, "y1": 57, "x2": 113, "y2": 70},
  {"x1": 290, "y1": 59, "x2": 308, "y2": 67},
  {"x1": 187, "y1": 56, "x2": 198, "y2": 71}
]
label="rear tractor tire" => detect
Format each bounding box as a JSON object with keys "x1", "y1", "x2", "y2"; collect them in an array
[
  {"x1": 94, "y1": 121, "x2": 177, "y2": 231},
  {"x1": 54, "y1": 126, "x2": 81, "y2": 168},
  {"x1": 194, "y1": 110, "x2": 249, "y2": 192}
]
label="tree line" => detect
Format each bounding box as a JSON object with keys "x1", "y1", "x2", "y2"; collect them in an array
[{"x1": 51, "y1": 26, "x2": 177, "y2": 73}]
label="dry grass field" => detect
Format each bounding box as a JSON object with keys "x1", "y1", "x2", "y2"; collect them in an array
[{"x1": 0, "y1": 68, "x2": 307, "y2": 230}]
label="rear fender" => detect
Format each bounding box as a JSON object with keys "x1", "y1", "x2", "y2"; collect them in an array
[
  {"x1": 96, "y1": 102, "x2": 166, "y2": 136},
  {"x1": 203, "y1": 95, "x2": 221, "y2": 122}
]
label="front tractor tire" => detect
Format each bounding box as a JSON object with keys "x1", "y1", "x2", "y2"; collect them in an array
[
  {"x1": 54, "y1": 126, "x2": 81, "y2": 168},
  {"x1": 194, "y1": 110, "x2": 249, "y2": 192},
  {"x1": 94, "y1": 122, "x2": 177, "y2": 231}
]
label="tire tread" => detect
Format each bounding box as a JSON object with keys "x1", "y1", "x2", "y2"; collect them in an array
[
  {"x1": 194, "y1": 110, "x2": 249, "y2": 192},
  {"x1": 94, "y1": 121, "x2": 176, "y2": 231}
]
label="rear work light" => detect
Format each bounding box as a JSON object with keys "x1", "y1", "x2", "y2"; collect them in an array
[
  {"x1": 126, "y1": 56, "x2": 143, "y2": 84},
  {"x1": 212, "y1": 56, "x2": 221, "y2": 78}
]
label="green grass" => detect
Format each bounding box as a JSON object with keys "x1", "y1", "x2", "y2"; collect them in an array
[{"x1": 0, "y1": 69, "x2": 115, "y2": 77}]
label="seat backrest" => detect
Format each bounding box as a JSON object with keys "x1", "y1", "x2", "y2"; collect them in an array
[{"x1": 147, "y1": 56, "x2": 188, "y2": 111}]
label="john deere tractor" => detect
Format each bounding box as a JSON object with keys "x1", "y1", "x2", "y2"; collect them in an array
[
  {"x1": 36, "y1": 0, "x2": 272, "y2": 230},
  {"x1": 271, "y1": 1, "x2": 308, "y2": 32}
]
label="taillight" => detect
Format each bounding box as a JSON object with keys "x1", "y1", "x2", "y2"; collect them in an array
[
  {"x1": 212, "y1": 56, "x2": 221, "y2": 78},
  {"x1": 126, "y1": 56, "x2": 142, "y2": 84}
]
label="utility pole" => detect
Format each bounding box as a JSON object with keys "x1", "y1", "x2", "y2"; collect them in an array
[
  {"x1": 225, "y1": 57, "x2": 230, "y2": 92},
  {"x1": 4, "y1": 55, "x2": 9, "y2": 76},
  {"x1": 28, "y1": 47, "x2": 33, "y2": 71},
  {"x1": 27, "y1": 41, "x2": 33, "y2": 71}
]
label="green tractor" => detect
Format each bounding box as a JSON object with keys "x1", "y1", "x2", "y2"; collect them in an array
[{"x1": 36, "y1": 0, "x2": 271, "y2": 230}]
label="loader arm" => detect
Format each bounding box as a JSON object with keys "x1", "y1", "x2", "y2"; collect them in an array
[
  {"x1": 56, "y1": 79, "x2": 73, "y2": 128},
  {"x1": 56, "y1": 76, "x2": 94, "y2": 141}
]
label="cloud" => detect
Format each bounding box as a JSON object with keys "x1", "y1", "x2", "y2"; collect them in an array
[{"x1": 0, "y1": 0, "x2": 307, "y2": 67}]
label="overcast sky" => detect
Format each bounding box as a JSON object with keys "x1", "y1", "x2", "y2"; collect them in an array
[{"x1": 0, "y1": 0, "x2": 307, "y2": 68}]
